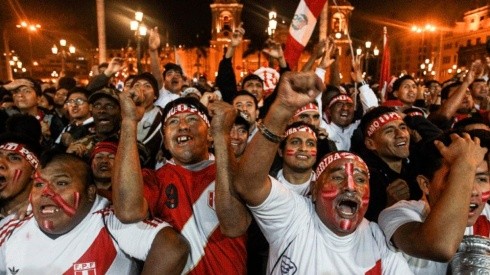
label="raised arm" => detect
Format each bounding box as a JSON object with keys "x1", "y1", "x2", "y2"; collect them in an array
[
  {"x1": 436, "y1": 62, "x2": 476, "y2": 119},
  {"x1": 234, "y1": 72, "x2": 324, "y2": 206},
  {"x1": 87, "y1": 57, "x2": 123, "y2": 92},
  {"x1": 148, "y1": 27, "x2": 164, "y2": 90},
  {"x1": 112, "y1": 88, "x2": 149, "y2": 223},
  {"x1": 391, "y1": 133, "x2": 487, "y2": 261},
  {"x1": 208, "y1": 101, "x2": 252, "y2": 237}
]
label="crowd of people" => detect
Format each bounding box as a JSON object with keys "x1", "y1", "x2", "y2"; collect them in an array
[{"x1": 0, "y1": 23, "x2": 489, "y2": 275}]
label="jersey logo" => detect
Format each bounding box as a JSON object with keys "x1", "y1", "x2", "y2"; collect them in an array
[
  {"x1": 165, "y1": 184, "x2": 179, "y2": 209},
  {"x1": 8, "y1": 266, "x2": 19, "y2": 275},
  {"x1": 280, "y1": 255, "x2": 297, "y2": 275},
  {"x1": 74, "y1": 262, "x2": 96, "y2": 275},
  {"x1": 208, "y1": 191, "x2": 216, "y2": 210}
]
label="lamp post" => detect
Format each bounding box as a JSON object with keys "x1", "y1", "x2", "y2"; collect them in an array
[
  {"x1": 15, "y1": 21, "x2": 40, "y2": 76},
  {"x1": 268, "y1": 11, "x2": 277, "y2": 39},
  {"x1": 356, "y1": 41, "x2": 379, "y2": 81},
  {"x1": 419, "y1": 58, "x2": 435, "y2": 80},
  {"x1": 411, "y1": 24, "x2": 436, "y2": 77},
  {"x1": 130, "y1": 11, "x2": 147, "y2": 73},
  {"x1": 51, "y1": 39, "x2": 76, "y2": 75}
]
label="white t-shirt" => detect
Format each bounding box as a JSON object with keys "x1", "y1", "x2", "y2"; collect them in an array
[
  {"x1": 155, "y1": 87, "x2": 179, "y2": 109},
  {"x1": 249, "y1": 177, "x2": 413, "y2": 274},
  {"x1": 276, "y1": 169, "x2": 314, "y2": 197},
  {"x1": 378, "y1": 200, "x2": 490, "y2": 275},
  {"x1": 0, "y1": 195, "x2": 169, "y2": 275}
]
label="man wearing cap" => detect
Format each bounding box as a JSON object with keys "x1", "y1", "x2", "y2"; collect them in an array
[
  {"x1": 233, "y1": 71, "x2": 412, "y2": 274},
  {"x1": 66, "y1": 88, "x2": 121, "y2": 160},
  {"x1": 129, "y1": 72, "x2": 164, "y2": 168},
  {"x1": 359, "y1": 106, "x2": 441, "y2": 222},
  {"x1": 113, "y1": 95, "x2": 248, "y2": 274},
  {"x1": 0, "y1": 133, "x2": 41, "y2": 219}
]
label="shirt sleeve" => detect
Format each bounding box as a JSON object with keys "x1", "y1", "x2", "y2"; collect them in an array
[
  {"x1": 248, "y1": 176, "x2": 311, "y2": 246},
  {"x1": 359, "y1": 84, "x2": 379, "y2": 113},
  {"x1": 378, "y1": 200, "x2": 426, "y2": 248},
  {"x1": 104, "y1": 211, "x2": 171, "y2": 261}
]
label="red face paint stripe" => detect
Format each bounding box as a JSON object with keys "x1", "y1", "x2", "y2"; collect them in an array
[
  {"x1": 482, "y1": 190, "x2": 490, "y2": 201},
  {"x1": 321, "y1": 189, "x2": 339, "y2": 199},
  {"x1": 340, "y1": 219, "x2": 352, "y2": 231},
  {"x1": 345, "y1": 162, "x2": 355, "y2": 190},
  {"x1": 12, "y1": 169, "x2": 22, "y2": 185},
  {"x1": 285, "y1": 149, "x2": 296, "y2": 156}
]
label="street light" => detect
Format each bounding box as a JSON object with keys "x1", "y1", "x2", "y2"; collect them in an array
[
  {"x1": 130, "y1": 11, "x2": 147, "y2": 73},
  {"x1": 51, "y1": 39, "x2": 76, "y2": 74},
  {"x1": 357, "y1": 41, "x2": 379, "y2": 80},
  {"x1": 268, "y1": 11, "x2": 277, "y2": 39},
  {"x1": 16, "y1": 21, "x2": 40, "y2": 76}
]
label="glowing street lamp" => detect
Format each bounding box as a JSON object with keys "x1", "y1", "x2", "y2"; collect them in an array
[
  {"x1": 130, "y1": 11, "x2": 147, "y2": 73},
  {"x1": 16, "y1": 20, "x2": 41, "y2": 76},
  {"x1": 52, "y1": 39, "x2": 76, "y2": 74},
  {"x1": 268, "y1": 11, "x2": 277, "y2": 39}
]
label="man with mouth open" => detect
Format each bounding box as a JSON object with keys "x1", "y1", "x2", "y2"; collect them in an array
[
  {"x1": 0, "y1": 153, "x2": 189, "y2": 274},
  {"x1": 378, "y1": 130, "x2": 490, "y2": 274},
  {"x1": 112, "y1": 94, "x2": 248, "y2": 274},
  {"x1": 233, "y1": 71, "x2": 412, "y2": 274}
]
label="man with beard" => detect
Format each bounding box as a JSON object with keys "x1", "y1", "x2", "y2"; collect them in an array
[
  {"x1": 66, "y1": 88, "x2": 121, "y2": 161},
  {"x1": 0, "y1": 133, "x2": 40, "y2": 219},
  {"x1": 233, "y1": 71, "x2": 412, "y2": 274},
  {"x1": 379, "y1": 131, "x2": 489, "y2": 274},
  {"x1": 232, "y1": 90, "x2": 259, "y2": 142},
  {"x1": 0, "y1": 153, "x2": 189, "y2": 274},
  {"x1": 359, "y1": 106, "x2": 441, "y2": 221}
]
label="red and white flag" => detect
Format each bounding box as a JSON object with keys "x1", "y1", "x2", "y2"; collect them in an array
[
  {"x1": 284, "y1": 0, "x2": 328, "y2": 70},
  {"x1": 379, "y1": 27, "x2": 391, "y2": 101}
]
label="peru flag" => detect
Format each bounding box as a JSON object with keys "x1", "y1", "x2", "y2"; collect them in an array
[
  {"x1": 284, "y1": 0, "x2": 328, "y2": 70},
  {"x1": 379, "y1": 27, "x2": 391, "y2": 101}
]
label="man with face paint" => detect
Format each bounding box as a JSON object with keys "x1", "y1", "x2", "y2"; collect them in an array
[
  {"x1": 379, "y1": 131, "x2": 490, "y2": 274},
  {"x1": 234, "y1": 71, "x2": 412, "y2": 274},
  {"x1": 0, "y1": 153, "x2": 189, "y2": 274},
  {"x1": 0, "y1": 133, "x2": 41, "y2": 219},
  {"x1": 276, "y1": 122, "x2": 318, "y2": 196}
]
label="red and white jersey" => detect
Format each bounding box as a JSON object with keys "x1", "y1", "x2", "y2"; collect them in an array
[
  {"x1": 249, "y1": 177, "x2": 412, "y2": 275},
  {"x1": 143, "y1": 161, "x2": 246, "y2": 275},
  {"x1": 0, "y1": 195, "x2": 169, "y2": 275},
  {"x1": 379, "y1": 200, "x2": 490, "y2": 275}
]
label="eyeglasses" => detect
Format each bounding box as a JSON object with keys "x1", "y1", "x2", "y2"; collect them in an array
[{"x1": 65, "y1": 98, "x2": 87, "y2": 106}]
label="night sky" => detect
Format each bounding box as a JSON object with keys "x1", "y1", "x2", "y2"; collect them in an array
[{"x1": 0, "y1": 0, "x2": 474, "y2": 64}]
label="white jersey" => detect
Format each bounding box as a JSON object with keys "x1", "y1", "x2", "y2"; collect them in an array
[
  {"x1": 378, "y1": 200, "x2": 490, "y2": 275},
  {"x1": 155, "y1": 87, "x2": 180, "y2": 109},
  {"x1": 0, "y1": 195, "x2": 169, "y2": 275},
  {"x1": 249, "y1": 177, "x2": 413, "y2": 275},
  {"x1": 276, "y1": 169, "x2": 314, "y2": 197}
]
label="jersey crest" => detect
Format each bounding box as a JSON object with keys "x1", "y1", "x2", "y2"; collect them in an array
[
  {"x1": 73, "y1": 262, "x2": 96, "y2": 275},
  {"x1": 165, "y1": 183, "x2": 179, "y2": 209}
]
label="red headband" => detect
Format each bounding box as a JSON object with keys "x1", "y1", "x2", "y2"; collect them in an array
[
  {"x1": 366, "y1": 112, "x2": 402, "y2": 137},
  {"x1": 328, "y1": 95, "x2": 353, "y2": 108},
  {"x1": 294, "y1": 103, "x2": 318, "y2": 117},
  {"x1": 90, "y1": 141, "x2": 118, "y2": 160},
  {"x1": 284, "y1": 126, "x2": 317, "y2": 140},
  {"x1": 164, "y1": 103, "x2": 210, "y2": 127},
  {"x1": 315, "y1": 152, "x2": 369, "y2": 178},
  {"x1": 0, "y1": 142, "x2": 39, "y2": 169}
]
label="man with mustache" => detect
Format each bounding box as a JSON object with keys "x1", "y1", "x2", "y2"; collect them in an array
[{"x1": 233, "y1": 71, "x2": 412, "y2": 274}]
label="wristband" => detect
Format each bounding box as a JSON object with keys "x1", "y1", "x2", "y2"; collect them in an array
[
  {"x1": 257, "y1": 121, "x2": 285, "y2": 143},
  {"x1": 359, "y1": 80, "x2": 367, "y2": 86}
]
